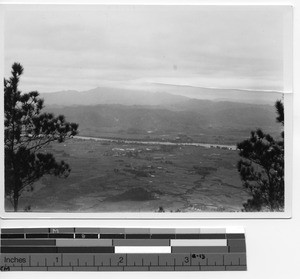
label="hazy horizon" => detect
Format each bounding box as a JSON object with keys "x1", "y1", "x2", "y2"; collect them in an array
[
  {"x1": 40, "y1": 83, "x2": 286, "y2": 95},
  {"x1": 39, "y1": 83, "x2": 283, "y2": 107}
]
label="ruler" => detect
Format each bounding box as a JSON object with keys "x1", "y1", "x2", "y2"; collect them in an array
[{"x1": 0, "y1": 227, "x2": 246, "y2": 271}]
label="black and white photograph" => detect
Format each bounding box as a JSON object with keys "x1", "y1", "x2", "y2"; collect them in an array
[{"x1": 2, "y1": 5, "x2": 292, "y2": 214}]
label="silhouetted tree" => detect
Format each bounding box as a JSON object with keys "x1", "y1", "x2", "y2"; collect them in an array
[
  {"x1": 4, "y1": 63, "x2": 79, "y2": 211},
  {"x1": 237, "y1": 100, "x2": 284, "y2": 211}
]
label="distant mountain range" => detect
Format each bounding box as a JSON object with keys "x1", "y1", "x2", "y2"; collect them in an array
[
  {"x1": 149, "y1": 83, "x2": 283, "y2": 105},
  {"x1": 42, "y1": 86, "x2": 282, "y2": 143},
  {"x1": 41, "y1": 87, "x2": 189, "y2": 107},
  {"x1": 41, "y1": 85, "x2": 283, "y2": 107}
]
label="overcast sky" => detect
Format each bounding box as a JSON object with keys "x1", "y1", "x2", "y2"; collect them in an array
[{"x1": 4, "y1": 5, "x2": 291, "y2": 93}]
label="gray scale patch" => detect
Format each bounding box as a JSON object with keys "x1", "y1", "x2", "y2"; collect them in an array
[
  {"x1": 113, "y1": 239, "x2": 169, "y2": 246},
  {"x1": 172, "y1": 246, "x2": 228, "y2": 253}
]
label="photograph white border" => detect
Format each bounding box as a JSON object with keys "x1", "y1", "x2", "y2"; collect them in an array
[{"x1": 0, "y1": 0, "x2": 294, "y2": 219}]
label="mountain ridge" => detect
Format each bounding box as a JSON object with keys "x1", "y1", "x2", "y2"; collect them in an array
[
  {"x1": 41, "y1": 86, "x2": 189, "y2": 107},
  {"x1": 41, "y1": 85, "x2": 282, "y2": 107}
]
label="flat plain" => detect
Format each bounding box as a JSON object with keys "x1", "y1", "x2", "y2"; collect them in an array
[{"x1": 11, "y1": 138, "x2": 251, "y2": 212}]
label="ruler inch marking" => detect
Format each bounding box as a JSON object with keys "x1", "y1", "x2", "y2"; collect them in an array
[{"x1": 1, "y1": 227, "x2": 247, "y2": 271}]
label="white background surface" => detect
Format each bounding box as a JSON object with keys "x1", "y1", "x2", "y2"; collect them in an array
[{"x1": 0, "y1": 0, "x2": 300, "y2": 278}]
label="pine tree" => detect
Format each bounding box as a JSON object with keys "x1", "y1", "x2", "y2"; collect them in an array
[
  {"x1": 4, "y1": 63, "x2": 79, "y2": 211},
  {"x1": 237, "y1": 100, "x2": 284, "y2": 211}
]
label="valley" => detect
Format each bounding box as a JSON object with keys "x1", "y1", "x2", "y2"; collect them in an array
[
  {"x1": 10, "y1": 138, "x2": 251, "y2": 212},
  {"x1": 5, "y1": 87, "x2": 283, "y2": 212}
]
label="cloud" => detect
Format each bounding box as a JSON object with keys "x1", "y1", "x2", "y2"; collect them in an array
[{"x1": 4, "y1": 5, "x2": 289, "y2": 93}]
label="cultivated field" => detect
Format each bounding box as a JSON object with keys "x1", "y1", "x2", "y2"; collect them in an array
[{"x1": 9, "y1": 138, "x2": 251, "y2": 212}]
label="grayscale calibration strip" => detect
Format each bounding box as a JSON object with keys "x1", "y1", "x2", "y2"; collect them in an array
[{"x1": 0, "y1": 227, "x2": 246, "y2": 271}]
